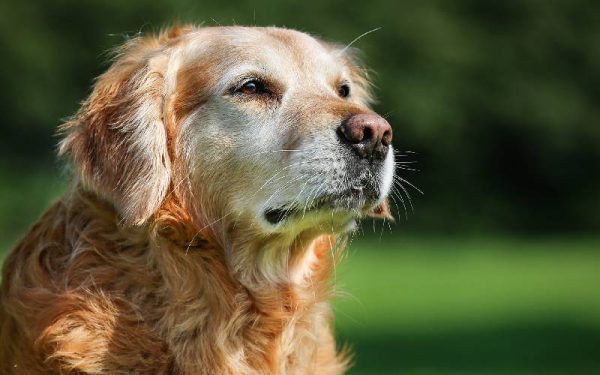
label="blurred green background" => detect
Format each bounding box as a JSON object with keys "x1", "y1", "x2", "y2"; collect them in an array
[{"x1": 0, "y1": 0, "x2": 598, "y2": 374}]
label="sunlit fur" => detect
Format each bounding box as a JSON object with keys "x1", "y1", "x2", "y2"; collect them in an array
[{"x1": 0, "y1": 25, "x2": 393, "y2": 374}]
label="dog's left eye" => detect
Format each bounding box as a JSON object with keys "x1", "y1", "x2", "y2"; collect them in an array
[{"x1": 235, "y1": 79, "x2": 269, "y2": 95}]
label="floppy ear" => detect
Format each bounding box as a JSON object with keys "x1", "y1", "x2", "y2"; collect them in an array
[{"x1": 59, "y1": 37, "x2": 171, "y2": 225}]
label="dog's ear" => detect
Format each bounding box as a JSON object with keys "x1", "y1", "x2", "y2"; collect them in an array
[{"x1": 59, "y1": 36, "x2": 171, "y2": 225}]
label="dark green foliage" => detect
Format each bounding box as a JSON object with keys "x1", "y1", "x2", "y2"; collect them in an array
[{"x1": 0, "y1": 0, "x2": 598, "y2": 236}]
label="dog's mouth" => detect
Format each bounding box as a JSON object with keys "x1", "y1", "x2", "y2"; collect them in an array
[
  {"x1": 263, "y1": 187, "x2": 378, "y2": 225},
  {"x1": 263, "y1": 198, "x2": 331, "y2": 225},
  {"x1": 264, "y1": 208, "x2": 291, "y2": 225}
]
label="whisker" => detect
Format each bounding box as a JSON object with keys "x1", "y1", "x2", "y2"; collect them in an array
[
  {"x1": 395, "y1": 181, "x2": 414, "y2": 213},
  {"x1": 339, "y1": 27, "x2": 382, "y2": 54},
  {"x1": 393, "y1": 175, "x2": 423, "y2": 195},
  {"x1": 390, "y1": 186, "x2": 408, "y2": 219},
  {"x1": 396, "y1": 167, "x2": 419, "y2": 174}
]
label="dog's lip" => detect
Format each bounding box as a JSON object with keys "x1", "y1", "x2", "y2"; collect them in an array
[
  {"x1": 264, "y1": 196, "x2": 333, "y2": 225},
  {"x1": 264, "y1": 207, "x2": 294, "y2": 225},
  {"x1": 263, "y1": 188, "x2": 376, "y2": 225}
]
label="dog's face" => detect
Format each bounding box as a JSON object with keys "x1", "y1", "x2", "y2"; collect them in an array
[
  {"x1": 61, "y1": 26, "x2": 394, "y2": 237},
  {"x1": 174, "y1": 27, "x2": 394, "y2": 234}
]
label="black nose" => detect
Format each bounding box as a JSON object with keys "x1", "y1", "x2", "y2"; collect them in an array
[{"x1": 338, "y1": 113, "x2": 393, "y2": 160}]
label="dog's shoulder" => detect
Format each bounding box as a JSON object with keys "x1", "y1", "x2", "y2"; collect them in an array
[{"x1": 0, "y1": 195, "x2": 174, "y2": 374}]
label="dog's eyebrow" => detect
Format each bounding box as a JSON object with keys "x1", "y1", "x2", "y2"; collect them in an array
[{"x1": 215, "y1": 65, "x2": 269, "y2": 90}]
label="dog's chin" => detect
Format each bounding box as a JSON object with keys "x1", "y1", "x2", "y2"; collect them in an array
[{"x1": 257, "y1": 150, "x2": 395, "y2": 235}]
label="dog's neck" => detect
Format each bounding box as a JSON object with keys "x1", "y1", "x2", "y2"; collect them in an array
[
  {"x1": 150, "y1": 194, "x2": 345, "y2": 373},
  {"x1": 155, "y1": 191, "x2": 342, "y2": 289}
]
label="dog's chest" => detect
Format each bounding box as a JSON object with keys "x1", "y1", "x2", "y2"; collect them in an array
[{"x1": 161, "y1": 285, "x2": 334, "y2": 375}]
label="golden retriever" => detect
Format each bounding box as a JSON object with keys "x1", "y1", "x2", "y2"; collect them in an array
[{"x1": 0, "y1": 25, "x2": 394, "y2": 374}]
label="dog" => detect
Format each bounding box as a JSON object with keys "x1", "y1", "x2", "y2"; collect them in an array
[{"x1": 0, "y1": 25, "x2": 394, "y2": 374}]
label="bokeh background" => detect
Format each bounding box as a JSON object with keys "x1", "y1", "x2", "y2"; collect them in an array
[{"x1": 1, "y1": 1, "x2": 599, "y2": 374}]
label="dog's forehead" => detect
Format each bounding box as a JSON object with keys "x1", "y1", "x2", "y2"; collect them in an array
[{"x1": 182, "y1": 27, "x2": 345, "y2": 79}]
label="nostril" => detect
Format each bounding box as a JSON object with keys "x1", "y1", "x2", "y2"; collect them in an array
[
  {"x1": 338, "y1": 121, "x2": 365, "y2": 144},
  {"x1": 363, "y1": 126, "x2": 373, "y2": 142},
  {"x1": 382, "y1": 129, "x2": 392, "y2": 147}
]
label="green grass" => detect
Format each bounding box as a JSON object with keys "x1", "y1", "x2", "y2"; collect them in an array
[{"x1": 334, "y1": 237, "x2": 600, "y2": 375}]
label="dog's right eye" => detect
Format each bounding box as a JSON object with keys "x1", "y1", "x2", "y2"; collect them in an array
[
  {"x1": 234, "y1": 79, "x2": 270, "y2": 96},
  {"x1": 338, "y1": 83, "x2": 350, "y2": 98}
]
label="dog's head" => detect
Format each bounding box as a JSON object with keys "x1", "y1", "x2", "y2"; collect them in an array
[{"x1": 60, "y1": 26, "x2": 394, "y2": 238}]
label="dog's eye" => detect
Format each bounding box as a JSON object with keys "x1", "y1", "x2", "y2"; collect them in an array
[
  {"x1": 338, "y1": 83, "x2": 350, "y2": 98},
  {"x1": 236, "y1": 79, "x2": 269, "y2": 95}
]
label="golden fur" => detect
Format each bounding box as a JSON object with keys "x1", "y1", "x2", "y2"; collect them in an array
[{"x1": 0, "y1": 25, "x2": 393, "y2": 374}]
